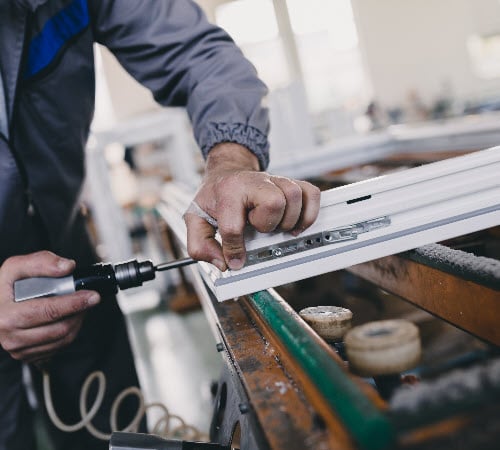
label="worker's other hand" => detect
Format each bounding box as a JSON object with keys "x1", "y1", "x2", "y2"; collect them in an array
[
  {"x1": 184, "y1": 143, "x2": 321, "y2": 271},
  {"x1": 0, "y1": 251, "x2": 100, "y2": 364}
]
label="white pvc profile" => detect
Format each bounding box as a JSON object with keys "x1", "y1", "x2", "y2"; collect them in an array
[{"x1": 159, "y1": 147, "x2": 500, "y2": 302}]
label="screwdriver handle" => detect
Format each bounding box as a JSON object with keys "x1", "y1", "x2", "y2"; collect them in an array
[
  {"x1": 14, "y1": 275, "x2": 76, "y2": 302},
  {"x1": 14, "y1": 263, "x2": 119, "y2": 302}
]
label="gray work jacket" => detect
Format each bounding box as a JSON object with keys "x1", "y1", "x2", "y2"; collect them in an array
[{"x1": 0, "y1": 0, "x2": 269, "y2": 262}]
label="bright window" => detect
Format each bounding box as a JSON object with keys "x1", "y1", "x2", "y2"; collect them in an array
[
  {"x1": 216, "y1": 0, "x2": 369, "y2": 114},
  {"x1": 216, "y1": 0, "x2": 290, "y2": 89},
  {"x1": 286, "y1": 0, "x2": 368, "y2": 112},
  {"x1": 467, "y1": 33, "x2": 500, "y2": 79},
  {"x1": 215, "y1": 0, "x2": 278, "y2": 45}
]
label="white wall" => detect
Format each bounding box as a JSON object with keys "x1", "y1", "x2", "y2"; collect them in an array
[
  {"x1": 196, "y1": 0, "x2": 230, "y2": 22},
  {"x1": 351, "y1": 0, "x2": 500, "y2": 108}
]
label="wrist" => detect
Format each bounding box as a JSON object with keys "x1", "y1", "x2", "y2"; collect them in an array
[{"x1": 205, "y1": 143, "x2": 260, "y2": 175}]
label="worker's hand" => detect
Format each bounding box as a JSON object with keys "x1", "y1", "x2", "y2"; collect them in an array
[
  {"x1": 0, "y1": 251, "x2": 100, "y2": 364},
  {"x1": 184, "y1": 143, "x2": 321, "y2": 271}
]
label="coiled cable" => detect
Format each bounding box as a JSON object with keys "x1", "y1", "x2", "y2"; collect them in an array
[{"x1": 43, "y1": 370, "x2": 208, "y2": 441}]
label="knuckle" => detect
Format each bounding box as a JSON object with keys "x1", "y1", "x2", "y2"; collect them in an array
[
  {"x1": 187, "y1": 241, "x2": 207, "y2": 261},
  {"x1": 73, "y1": 296, "x2": 89, "y2": 313},
  {"x1": 1, "y1": 338, "x2": 16, "y2": 352},
  {"x1": 65, "y1": 293, "x2": 90, "y2": 315},
  {"x1": 283, "y1": 183, "x2": 303, "y2": 203},
  {"x1": 43, "y1": 303, "x2": 62, "y2": 322},
  {"x1": 2, "y1": 255, "x2": 18, "y2": 269},
  {"x1": 219, "y1": 224, "x2": 243, "y2": 242},
  {"x1": 4, "y1": 310, "x2": 22, "y2": 329},
  {"x1": 37, "y1": 250, "x2": 55, "y2": 259},
  {"x1": 222, "y1": 241, "x2": 244, "y2": 253},
  {"x1": 263, "y1": 194, "x2": 286, "y2": 214},
  {"x1": 10, "y1": 351, "x2": 23, "y2": 361},
  {"x1": 33, "y1": 250, "x2": 57, "y2": 266},
  {"x1": 183, "y1": 211, "x2": 196, "y2": 226},
  {"x1": 0, "y1": 316, "x2": 9, "y2": 333},
  {"x1": 53, "y1": 322, "x2": 71, "y2": 341},
  {"x1": 308, "y1": 184, "x2": 321, "y2": 201},
  {"x1": 60, "y1": 331, "x2": 76, "y2": 348},
  {"x1": 19, "y1": 307, "x2": 37, "y2": 327}
]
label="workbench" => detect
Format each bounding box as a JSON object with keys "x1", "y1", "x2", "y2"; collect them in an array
[{"x1": 156, "y1": 149, "x2": 500, "y2": 450}]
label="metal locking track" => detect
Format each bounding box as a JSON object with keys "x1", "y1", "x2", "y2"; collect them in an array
[{"x1": 246, "y1": 217, "x2": 391, "y2": 266}]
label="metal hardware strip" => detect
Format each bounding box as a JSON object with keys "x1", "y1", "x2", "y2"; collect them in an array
[
  {"x1": 158, "y1": 147, "x2": 500, "y2": 301},
  {"x1": 246, "y1": 217, "x2": 391, "y2": 266}
]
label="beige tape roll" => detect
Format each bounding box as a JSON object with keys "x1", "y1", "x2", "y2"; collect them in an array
[
  {"x1": 345, "y1": 319, "x2": 421, "y2": 376},
  {"x1": 299, "y1": 306, "x2": 353, "y2": 342}
]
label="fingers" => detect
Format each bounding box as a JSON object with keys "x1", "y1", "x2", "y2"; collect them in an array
[
  {"x1": 0, "y1": 251, "x2": 100, "y2": 363},
  {"x1": 0, "y1": 290, "x2": 98, "y2": 362},
  {"x1": 215, "y1": 184, "x2": 253, "y2": 270},
  {"x1": 186, "y1": 172, "x2": 321, "y2": 272},
  {"x1": 0, "y1": 251, "x2": 75, "y2": 287},
  {"x1": 290, "y1": 180, "x2": 322, "y2": 236},
  {"x1": 2, "y1": 315, "x2": 84, "y2": 361},
  {"x1": 185, "y1": 214, "x2": 227, "y2": 271},
  {"x1": 267, "y1": 176, "x2": 303, "y2": 230},
  {"x1": 246, "y1": 177, "x2": 320, "y2": 236},
  {"x1": 16, "y1": 290, "x2": 100, "y2": 328},
  {"x1": 186, "y1": 182, "x2": 249, "y2": 270}
]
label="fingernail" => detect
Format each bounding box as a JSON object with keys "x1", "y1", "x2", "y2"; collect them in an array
[
  {"x1": 211, "y1": 259, "x2": 226, "y2": 271},
  {"x1": 57, "y1": 258, "x2": 74, "y2": 271},
  {"x1": 228, "y1": 258, "x2": 244, "y2": 270},
  {"x1": 291, "y1": 228, "x2": 304, "y2": 237},
  {"x1": 87, "y1": 294, "x2": 101, "y2": 306}
]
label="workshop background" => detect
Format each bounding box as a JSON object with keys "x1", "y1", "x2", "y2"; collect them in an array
[{"x1": 68, "y1": 0, "x2": 500, "y2": 449}]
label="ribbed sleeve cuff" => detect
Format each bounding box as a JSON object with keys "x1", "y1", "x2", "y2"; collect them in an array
[{"x1": 201, "y1": 122, "x2": 270, "y2": 170}]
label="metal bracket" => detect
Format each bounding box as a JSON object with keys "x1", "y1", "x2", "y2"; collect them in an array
[{"x1": 246, "y1": 217, "x2": 391, "y2": 266}]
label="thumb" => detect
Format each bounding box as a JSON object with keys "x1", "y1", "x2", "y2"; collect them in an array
[
  {"x1": 1, "y1": 251, "x2": 75, "y2": 286},
  {"x1": 184, "y1": 213, "x2": 227, "y2": 271}
]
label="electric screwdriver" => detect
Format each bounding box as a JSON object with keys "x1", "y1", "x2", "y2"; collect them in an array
[{"x1": 14, "y1": 257, "x2": 197, "y2": 302}]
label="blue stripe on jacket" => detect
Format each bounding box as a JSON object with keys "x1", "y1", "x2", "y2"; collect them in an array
[{"x1": 24, "y1": 0, "x2": 89, "y2": 78}]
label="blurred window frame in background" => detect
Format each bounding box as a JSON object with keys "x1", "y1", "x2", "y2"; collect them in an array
[
  {"x1": 215, "y1": 0, "x2": 370, "y2": 115},
  {"x1": 467, "y1": 33, "x2": 500, "y2": 80}
]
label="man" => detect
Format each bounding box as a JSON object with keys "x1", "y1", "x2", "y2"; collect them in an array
[{"x1": 0, "y1": 0, "x2": 321, "y2": 449}]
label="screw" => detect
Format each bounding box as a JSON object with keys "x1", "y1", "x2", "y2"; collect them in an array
[
  {"x1": 272, "y1": 248, "x2": 283, "y2": 257},
  {"x1": 238, "y1": 402, "x2": 251, "y2": 414},
  {"x1": 216, "y1": 343, "x2": 224, "y2": 352}
]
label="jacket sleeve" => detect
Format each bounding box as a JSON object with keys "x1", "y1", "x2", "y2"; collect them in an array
[{"x1": 88, "y1": 0, "x2": 270, "y2": 169}]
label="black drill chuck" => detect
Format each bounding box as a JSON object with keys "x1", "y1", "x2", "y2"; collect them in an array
[
  {"x1": 72, "y1": 260, "x2": 155, "y2": 297},
  {"x1": 114, "y1": 260, "x2": 156, "y2": 290}
]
